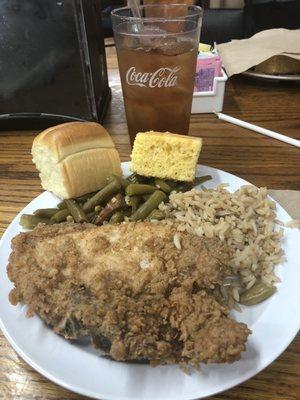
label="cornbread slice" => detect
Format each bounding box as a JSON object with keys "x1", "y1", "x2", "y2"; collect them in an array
[{"x1": 131, "y1": 131, "x2": 202, "y2": 182}]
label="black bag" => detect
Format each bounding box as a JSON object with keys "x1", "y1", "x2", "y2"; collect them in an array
[{"x1": 0, "y1": 0, "x2": 111, "y2": 129}]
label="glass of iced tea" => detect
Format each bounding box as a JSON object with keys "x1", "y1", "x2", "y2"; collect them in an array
[{"x1": 111, "y1": 4, "x2": 202, "y2": 145}]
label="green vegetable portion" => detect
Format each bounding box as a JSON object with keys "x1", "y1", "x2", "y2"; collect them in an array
[
  {"x1": 20, "y1": 173, "x2": 210, "y2": 230},
  {"x1": 240, "y1": 280, "x2": 277, "y2": 306},
  {"x1": 130, "y1": 190, "x2": 167, "y2": 221},
  {"x1": 65, "y1": 199, "x2": 88, "y2": 223}
]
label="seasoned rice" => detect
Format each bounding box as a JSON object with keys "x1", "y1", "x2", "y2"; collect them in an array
[{"x1": 160, "y1": 184, "x2": 290, "y2": 308}]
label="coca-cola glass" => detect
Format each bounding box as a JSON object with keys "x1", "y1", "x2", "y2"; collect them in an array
[{"x1": 111, "y1": 4, "x2": 202, "y2": 145}]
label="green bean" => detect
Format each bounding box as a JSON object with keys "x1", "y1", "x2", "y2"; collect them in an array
[
  {"x1": 65, "y1": 199, "x2": 88, "y2": 223},
  {"x1": 20, "y1": 214, "x2": 52, "y2": 230},
  {"x1": 173, "y1": 175, "x2": 213, "y2": 193},
  {"x1": 154, "y1": 179, "x2": 172, "y2": 194},
  {"x1": 240, "y1": 280, "x2": 277, "y2": 306},
  {"x1": 122, "y1": 178, "x2": 131, "y2": 189},
  {"x1": 50, "y1": 208, "x2": 70, "y2": 223},
  {"x1": 75, "y1": 192, "x2": 97, "y2": 204},
  {"x1": 83, "y1": 178, "x2": 122, "y2": 213},
  {"x1": 194, "y1": 175, "x2": 212, "y2": 186},
  {"x1": 148, "y1": 209, "x2": 165, "y2": 220},
  {"x1": 93, "y1": 193, "x2": 124, "y2": 225},
  {"x1": 119, "y1": 177, "x2": 130, "y2": 189},
  {"x1": 108, "y1": 174, "x2": 130, "y2": 189},
  {"x1": 33, "y1": 208, "x2": 60, "y2": 218},
  {"x1": 142, "y1": 194, "x2": 151, "y2": 201},
  {"x1": 87, "y1": 212, "x2": 96, "y2": 222},
  {"x1": 127, "y1": 195, "x2": 142, "y2": 213},
  {"x1": 165, "y1": 179, "x2": 178, "y2": 189},
  {"x1": 57, "y1": 200, "x2": 67, "y2": 210},
  {"x1": 174, "y1": 182, "x2": 194, "y2": 192},
  {"x1": 126, "y1": 184, "x2": 157, "y2": 196},
  {"x1": 130, "y1": 190, "x2": 167, "y2": 221},
  {"x1": 171, "y1": 176, "x2": 213, "y2": 193},
  {"x1": 109, "y1": 211, "x2": 125, "y2": 224}
]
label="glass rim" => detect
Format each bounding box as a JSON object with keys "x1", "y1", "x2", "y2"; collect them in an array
[{"x1": 111, "y1": 4, "x2": 203, "y2": 22}]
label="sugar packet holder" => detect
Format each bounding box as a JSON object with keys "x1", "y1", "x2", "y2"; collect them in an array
[
  {"x1": 194, "y1": 56, "x2": 222, "y2": 92},
  {"x1": 192, "y1": 68, "x2": 227, "y2": 114}
]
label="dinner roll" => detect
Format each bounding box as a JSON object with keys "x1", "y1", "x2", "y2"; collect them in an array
[{"x1": 32, "y1": 122, "x2": 121, "y2": 199}]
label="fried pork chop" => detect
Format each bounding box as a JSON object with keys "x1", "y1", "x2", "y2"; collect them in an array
[{"x1": 7, "y1": 221, "x2": 250, "y2": 366}]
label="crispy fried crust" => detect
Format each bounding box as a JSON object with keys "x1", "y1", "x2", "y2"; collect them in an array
[{"x1": 7, "y1": 221, "x2": 250, "y2": 366}]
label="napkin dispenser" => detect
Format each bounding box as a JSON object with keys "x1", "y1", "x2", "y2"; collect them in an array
[{"x1": 0, "y1": 0, "x2": 111, "y2": 129}]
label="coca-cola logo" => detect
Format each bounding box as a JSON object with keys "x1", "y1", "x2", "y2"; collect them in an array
[{"x1": 126, "y1": 66, "x2": 181, "y2": 88}]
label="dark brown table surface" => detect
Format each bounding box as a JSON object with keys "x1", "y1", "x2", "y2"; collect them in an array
[{"x1": 0, "y1": 45, "x2": 299, "y2": 399}]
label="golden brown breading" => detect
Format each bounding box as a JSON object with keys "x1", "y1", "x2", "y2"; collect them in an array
[{"x1": 7, "y1": 221, "x2": 250, "y2": 366}]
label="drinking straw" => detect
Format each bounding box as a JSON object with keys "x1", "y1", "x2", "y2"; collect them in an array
[{"x1": 215, "y1": 112, "x2": 300, "y2": 148}]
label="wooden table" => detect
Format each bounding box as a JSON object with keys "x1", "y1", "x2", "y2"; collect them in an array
[{"x1": 0, "y1": 45, "x2": 299, "y2": 400}]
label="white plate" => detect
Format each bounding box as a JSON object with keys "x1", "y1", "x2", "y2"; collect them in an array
[
  {"x1": 0, "y1": 162, "x2": 300, "y2": 400},
  {"x1": 242, "y1": 70, "x2": 300, "y2": 82}
]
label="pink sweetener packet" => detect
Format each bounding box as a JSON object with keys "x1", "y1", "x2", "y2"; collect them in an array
[{"x1": 194, "y1": 56, "x2": 222, "y2": 92}]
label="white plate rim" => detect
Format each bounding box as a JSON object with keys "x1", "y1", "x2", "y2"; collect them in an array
[
  {"x1": 242, "y1": 70, "x2": 300, "y2": 81},
  {"x1": 0, "y1": 162, "x2": 299, "y2": 400}
]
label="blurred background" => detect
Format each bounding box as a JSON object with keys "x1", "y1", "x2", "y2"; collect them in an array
[
  {"x1": 1, "y1": 0, "x2": 299, "y2": 128},
  {"x1": 102, "y1": 0, "x2": 300, "y2": 44}
]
